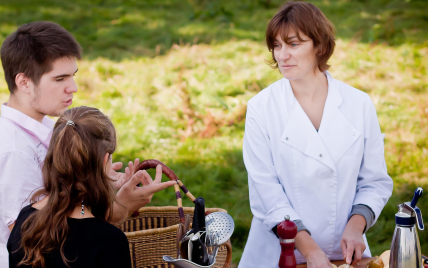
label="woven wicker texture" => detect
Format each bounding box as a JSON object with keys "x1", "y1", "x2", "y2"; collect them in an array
[{"x1": 122, "y1": 206, "x2": 232, "y2": 268}]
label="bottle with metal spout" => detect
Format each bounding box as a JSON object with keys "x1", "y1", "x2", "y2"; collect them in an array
[{"x1": 390, "y1": 187, "x2": 424, "y2": 268}]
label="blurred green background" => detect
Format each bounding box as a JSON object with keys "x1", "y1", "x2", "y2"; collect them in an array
[{"x1": 0, "y1": 0, "x2": 427, "y2": 266}]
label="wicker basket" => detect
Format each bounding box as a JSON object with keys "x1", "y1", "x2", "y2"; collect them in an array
[{"x1": 119, "y1": 206, "x2": 232, "y2": 268}]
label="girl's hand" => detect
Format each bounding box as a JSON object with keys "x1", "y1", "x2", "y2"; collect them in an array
[
  {"x1": 340, "y1": 214, "x2": 366, "y2": 265},
  {"x1": 109, "y1": 158, "x2": 140, "y2": 190},
  {"x1": 109, "y1": 165, "x2": 176, "y2": 224},
  {"x1": 116, "y1": 165, "x2": 177, "y2": 212}
]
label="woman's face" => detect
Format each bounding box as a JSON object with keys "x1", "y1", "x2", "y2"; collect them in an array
[{"x1": 273, "y1": 30, "x2": 319, "y2": 81}]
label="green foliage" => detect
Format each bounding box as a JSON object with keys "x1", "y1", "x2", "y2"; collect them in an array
[
  {"x1": 0, "y1": 0, "x2": 427, "y2": 60},
  {"x1": 187, "y1": 0, "x2": 234, "y2": 21},
  {"x1": 0, "y1": 0, "x2": 427, "y2": 265}
]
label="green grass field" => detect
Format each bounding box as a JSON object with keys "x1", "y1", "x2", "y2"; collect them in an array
[{"x1": 1, "y1": 0, "x2": 427, "y2": 265}]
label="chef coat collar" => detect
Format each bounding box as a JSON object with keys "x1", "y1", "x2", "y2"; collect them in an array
[{"x1": 280, "y1": 71, "x2": 361, "y2": 172}]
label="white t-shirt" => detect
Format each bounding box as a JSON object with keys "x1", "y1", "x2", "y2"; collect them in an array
[{"x1": 0, "y1": 103, "x2": 53, "y2": 267}]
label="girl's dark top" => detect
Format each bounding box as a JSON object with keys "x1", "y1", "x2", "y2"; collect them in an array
[{"x1": 7, "y1": 205, "x2": 131, "y2": 268}]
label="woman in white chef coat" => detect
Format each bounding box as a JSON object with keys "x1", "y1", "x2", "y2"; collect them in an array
[{"x1": 239, "y1": 2, "x2": 393, "y2": 268}]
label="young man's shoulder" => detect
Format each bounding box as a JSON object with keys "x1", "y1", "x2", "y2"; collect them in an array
[
  {"x1": 0, "y1": 117, "x2": 19, "y2": 153},
  {"x1": 0, "y1": 117, "x2": 36, "y2": 156}
]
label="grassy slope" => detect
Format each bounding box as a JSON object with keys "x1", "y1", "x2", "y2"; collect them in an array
[{"x1": 0, "y1": 0, "x2": 427, "y2": 265}]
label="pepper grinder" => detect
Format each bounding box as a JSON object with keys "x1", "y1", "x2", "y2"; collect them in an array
[{"x1": 277, "y1": 215, "x2": 297, "y2": 268}]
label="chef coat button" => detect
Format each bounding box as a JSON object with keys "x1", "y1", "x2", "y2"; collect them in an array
[
  {"x1": 330, "y1": 183, "x2": 334, "y2": 188},
  {"x1": 286, "y1": 137, "x2": 288, "y2": 140},
  {"x1": 329, "y1": 221, "x2": 334, "y2": 226},
  {"x1": 352, "y1": 131, "x2": 356, "y2": 136},
  {"x1": 319, "y1": 154, "x2": 322, "y2": 157}
]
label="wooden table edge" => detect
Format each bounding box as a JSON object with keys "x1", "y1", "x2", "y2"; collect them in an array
[{"x1": 297, "y1": 257, "x2": 375, "y2": 268}]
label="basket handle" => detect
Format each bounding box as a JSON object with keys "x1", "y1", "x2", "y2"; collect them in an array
[
  {"x1": 134, "y1": 159, "x2": 196, "y2": 224},
  {"x1": 135, "y1": 159, "x2": 179, "y2": 181},
  {"x1": 222, "y1": 239, "x2": 233, "y2": 268}
]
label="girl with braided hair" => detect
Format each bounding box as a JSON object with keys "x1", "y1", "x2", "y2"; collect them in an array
[{"x1": 7, "y1": 106, "x2": 132, "y2": 268}]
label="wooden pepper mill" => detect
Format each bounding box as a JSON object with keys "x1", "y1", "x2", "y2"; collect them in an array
[{"x1": 277, "y1": 215, "x2": 297, "y2": 268}]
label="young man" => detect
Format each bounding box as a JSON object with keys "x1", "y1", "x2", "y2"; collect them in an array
[{"x1": 0, "y1": 21, "x2": 176, "y2": 267}]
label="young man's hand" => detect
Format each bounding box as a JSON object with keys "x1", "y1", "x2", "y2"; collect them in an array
[
  {"x1": 112, "y1": 164, "x2": 177, "y2": 223},
  {"x1": 109, "y1": 158, "x2": 140, "y2": 190}
]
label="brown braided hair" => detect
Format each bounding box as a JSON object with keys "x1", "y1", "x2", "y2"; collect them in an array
[{"x1": 19, "y1": 106, "x2": 117, "y2": 267}]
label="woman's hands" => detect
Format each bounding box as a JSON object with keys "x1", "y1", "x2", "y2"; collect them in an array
[
  {"x1": 295, "y1": 231, "x2": 332, "y2": 268},
  {"x1": 295, "y1": 215, "x2": 365, "y2": 268},
  {"x1": 340, "y1": 214, "x2": 366, "y2": 266}
]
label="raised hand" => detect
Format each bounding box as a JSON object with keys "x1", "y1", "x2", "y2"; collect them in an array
[
  {"x1": 109, "y1": 158, "x2": 140, "y2": 190},
  {"x1": 115, "y1": 164, "x2": 177, "y2": 213}
]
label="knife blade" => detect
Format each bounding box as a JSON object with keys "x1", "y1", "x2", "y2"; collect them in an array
[
  {"x1": 176, "y1": 223, "x2": 183, "y2": 259},
  {"x1": 180, "y1": 234, "x2": 190, "y2": 260},
  {"x1": 184, "y1": 214, "x2": 191, "y2": 234}
]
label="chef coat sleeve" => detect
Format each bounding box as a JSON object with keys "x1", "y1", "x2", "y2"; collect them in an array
[
  {"x1": 350, "y1": 204, "x2": 375, "y2": 233},
  {"x1": 243, "y1": 103, "x2": 301, "y2": 231},
  {"x1": 0, "y1": 151, "x2": 42, "y2": 228},
  {"x1": 352, "y1": 97, "x2": 393, "y2": 225}
]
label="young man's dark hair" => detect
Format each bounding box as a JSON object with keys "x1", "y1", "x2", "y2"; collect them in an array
[{"x1": 1, "y1": 21, "x2": 82, "y2": 94}]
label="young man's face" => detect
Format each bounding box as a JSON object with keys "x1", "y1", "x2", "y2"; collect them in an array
[{"x1": 30, "y1": 57, "x2": 78, "y2": 117}]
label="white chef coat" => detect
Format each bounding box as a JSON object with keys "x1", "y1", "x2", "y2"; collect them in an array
[{"x1": 239, "y1": 72, "x2": 393, "y2": 267}]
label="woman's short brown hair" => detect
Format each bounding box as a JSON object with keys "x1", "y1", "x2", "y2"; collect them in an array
[
  {"x1": 1, "y1": 21, "x2": 81, "y2": 94},
  {"x1": 266, "y1": 1, "x2": 335, "y2": 72}
]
